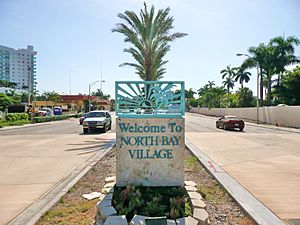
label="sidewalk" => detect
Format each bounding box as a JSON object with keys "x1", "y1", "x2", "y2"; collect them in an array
[{"x1": 186, "y1": 138, "x2": 285, "y2": 225}]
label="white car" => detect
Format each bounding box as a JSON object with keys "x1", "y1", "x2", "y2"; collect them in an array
[{"x1": 82, "y1": 110, "x2": 112, "y2": 134}]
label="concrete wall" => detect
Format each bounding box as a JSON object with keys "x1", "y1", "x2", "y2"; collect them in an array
[{"x1": 190, "y1": 106, "x2": 300, "y2": 128}]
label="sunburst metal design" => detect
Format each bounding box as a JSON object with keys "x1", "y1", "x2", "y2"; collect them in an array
[{"x1": 116, "y1": 81, "x2": 185, "y2": 118}]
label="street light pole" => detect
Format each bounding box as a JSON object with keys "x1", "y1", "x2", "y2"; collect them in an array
[
  {"x1": 236, "y1": 53, "x2": 260, "y2": 124},
  {"x1": 88, "y1": 80, "x2": 100, "y2": 112}
]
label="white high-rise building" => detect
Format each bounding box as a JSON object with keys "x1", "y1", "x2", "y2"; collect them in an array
[{"x1": 0, "y1": 45, "x2": 37, "y2": 93}]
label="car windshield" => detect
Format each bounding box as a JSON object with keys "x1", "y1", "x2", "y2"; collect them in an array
[
  {"x1": 225, "y1": 116, "x2": 240, "y2": 120},
  {"x1": 87, "y1": 112, "x2": 106, "y2": 118}
]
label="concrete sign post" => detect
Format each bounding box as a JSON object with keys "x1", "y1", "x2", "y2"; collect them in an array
[{"x1": 115, "y1": 81, "x2": 185, "y2": 187}]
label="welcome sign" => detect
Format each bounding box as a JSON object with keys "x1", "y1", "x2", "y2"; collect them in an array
[
  {"x1": 116, "y1": 117, "x2": 185, "y2": 186},
  {"x1": 115, "y1": 81, "x2": 185, "y2": 187}
]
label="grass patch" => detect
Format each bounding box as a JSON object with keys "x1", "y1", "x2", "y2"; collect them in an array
[
  {"x1": 197, "y1": 180, "x2": 227, "y2": 204},
  {"x1": 38, "y1": 199, "x2": 97, "y2": 225},
  {"x1": 185, "y1": 156, "x2": 200, "y2": 170},
  {"x1": 112, "y1": 186, "x2": 192, "y2": 221}
]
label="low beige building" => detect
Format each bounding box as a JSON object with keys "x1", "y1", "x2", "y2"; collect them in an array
[{"x1": 32, "y1": 95, "x2": 111, "y2": 113}]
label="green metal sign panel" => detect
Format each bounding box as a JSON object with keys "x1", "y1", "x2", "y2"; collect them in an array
[{"x1": 115, "y1": 81, "x2": 185, "y2": 118}]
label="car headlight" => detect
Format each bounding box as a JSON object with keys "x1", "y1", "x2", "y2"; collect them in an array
[
  {"x1": 97, "y1": 121, "x2": 103, "y2": 125},
  {"x1": 83, "y1": 121, "x2": 88, "y2": 125}
]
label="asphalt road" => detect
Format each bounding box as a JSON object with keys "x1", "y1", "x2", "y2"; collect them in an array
[
  {"x1": 0, "y1": 116, "x2": 116, "y2": 225},
  {"x1": 185, "y1": 112, "x2": 300, "y2": 221},
  {"x1": 185, "y1": 112, "x2": 293, "y2": 134},
  {"x1": 0, "y1": 117, "x2": 116, "y2": 136},
  {"x1": 0, "y1": 113, "x2": 299, "y2": 223}
]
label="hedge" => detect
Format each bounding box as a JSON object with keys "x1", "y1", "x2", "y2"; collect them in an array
[
  {"x1": 0, "y1": 120, "x2": 30, "y2": 128},
  {"x1": 6, "y1": 113, "x2": 29, "y2": 122},
  {"x1": 33, "y1": 114, "x2": 71, "y2": 123}
]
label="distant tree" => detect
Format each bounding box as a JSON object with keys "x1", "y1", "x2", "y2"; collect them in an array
[
  {"x1": 198, "y1": 81, "x2": 226, "y2": 108},
  {"x1": 235, "y1": 67, "x2": 251, "y2": 88},
  {"x1": 91, "y1": 89, "x2": 111, "y2": 100},
  {"x1": 112, "y1": 2, "x2": 187, "y2": 80},
  {"x1": 185, "y1": 88, "x2": 196, "y2": 99},
  {"x1": 20, "y1": 92, "x2": 29, "y2": 103},
  {"x1": 242, "y1": 36, "x2": 300, "y2": 106},
  {"x1": 31, "y1": 90, "x2": 39, "y2": 101},
  {"x1": 270, "y1": 35, "x2": 300, "y2": 86},
  {"x1": 48, "y1": 91, "x2": 61, "y2": 103},
  {"x1": 273, "y1": 66, "x2": 300, "y2": 105},
  {"x1": 236, "y1": 87, "x2": 255, "y2": 107},
  {"x1": 220, "y1": 65, "x2": 237, "y2": 95},
  {"x1": 0, "y1": 93, "x2": 17, "y2": 112},
  {"x1": 188, "y1": 98, "x2": 198, "y2": 107},
  {"x1": 6, "y1": 89, "x2": 16, "y2": 97}
]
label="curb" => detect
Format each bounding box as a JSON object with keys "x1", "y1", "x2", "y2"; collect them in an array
[
  {"x1": 185, "y1": 138, "x2": 285, "y2": 225},
  {"x1": 8, "y1": 139, "x2": 116, "y2": 225}
]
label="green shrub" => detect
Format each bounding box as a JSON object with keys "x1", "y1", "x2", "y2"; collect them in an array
[
  {"x1": 6, "y1": 113, "x2": 29, "y2": 122},
  {"x1": 33, "y1": 115, "x2": 71, "y2": 123},
  {"x1": 113, "y1": 186, "x2": 191, "y2": 221},
  {"x1": 0, "y1": 120, "x2": 30, "y2": 127}
]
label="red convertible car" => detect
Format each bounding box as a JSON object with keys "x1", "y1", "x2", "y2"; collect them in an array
[{"x1": 216, "y1": 115, "x2": 245, "y2": 131}]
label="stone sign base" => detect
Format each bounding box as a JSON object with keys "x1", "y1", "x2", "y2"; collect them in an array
[{"x1": 116, "y1": 117, "x2": 185, "y2": 187}]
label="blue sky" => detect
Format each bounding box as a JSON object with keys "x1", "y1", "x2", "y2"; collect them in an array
[{"x1": 1, "y1": 0, "x2": 299, "y2": 98}]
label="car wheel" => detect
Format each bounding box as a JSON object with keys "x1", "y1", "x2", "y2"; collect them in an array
[
  {"x1": 239, "y1": 127, "x2": 244, "y2": 131},
  {"x1": 216, "y1": 122, "x2": 219, "y2": 128},
  {"x1": 108, "y1": 122, "x2": 112, "y2": 130},
  {"x1": 223, "y1": 123, "x2": 227, "y2": 130},
  {"x1": 83, "y1": 128, "x2": 88, "y2": 134}
]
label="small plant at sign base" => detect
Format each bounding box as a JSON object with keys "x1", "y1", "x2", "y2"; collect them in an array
[
  {"x1": 143, "y1": 196, "x2": 165, "y2": 216},
  {"x1": 59, "y1": 197, "x2": 64, "y2": 204},
  {"x1": 185, "y1": 156, "x2": 199, "y2": 170},
  {"x1": 169, "y1": 197, "x2": 185, "y2": 219}
]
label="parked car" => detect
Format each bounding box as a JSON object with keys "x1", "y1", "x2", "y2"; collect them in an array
[
  {"x1": 53, "y1": 106, "x2": 62, "y2": 115},
  {"x1": 82, "y1": 110, "x2": 112, "y2": 133},
  {"x1": 79, "y1": 113, "x2": 88, "y2": 125},
  {"x1": 216, "y1": 115, "x2": 245, "y2": 131},
  {"x1": 38, "y1": 108, "x2": 53, "y2": 116}
]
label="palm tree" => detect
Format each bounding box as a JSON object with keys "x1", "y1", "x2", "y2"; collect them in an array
[
  {"x1": 112, "y1": 2, "x2": 187, "y2": 81},
  {"x1": 243, "y1": 43, "x2": 268, "y2": 105},
  {"x1": 244, "y1": 36, "x2": 300, "y2": 106},
  {"x1": 48, "y1": 91, "x2": 61, "y2": 104},
  {"x1": 220, "y1": 65, "x2": 237, "y2": 95},
  {"x1": 270, "y1": 35, "x2": 300, "y2": 86},
  {"x1": 235, "y1": 67, "x2": 251, "y2": 88},
  {"x1": 222, "y1": 77, "x2": 235, "y2": 94},
  {"x1": 207, "y1": 81, "x2": 215, "y2": 89}
]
